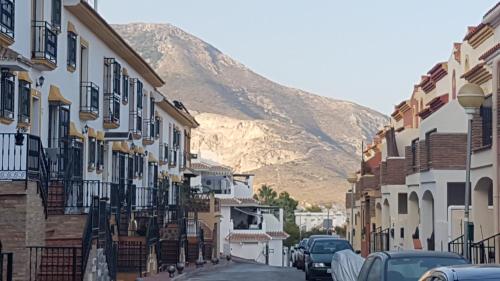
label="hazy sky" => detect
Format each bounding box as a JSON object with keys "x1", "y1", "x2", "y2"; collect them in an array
[{"x1": 100, "y1": 1, "x2": 498, "y2": 115}]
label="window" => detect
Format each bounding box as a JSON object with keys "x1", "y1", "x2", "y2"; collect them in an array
[
  {"x1": 411, "y1": 138, "x2": 419, "y2": 167},
  {"x1": 88, "y1": 137, "x2": 96, "y2": 170},
  {"x1": 122, "y1": 75, "x2": 129, "y2": 103},
  {"x1": 51, "y1": 0, "x2": 62, "y2": 30},
  {"x1": 0, "y1": 0, "x2": 15, "y2": 38},
  {"x1": 136, "y1": 80, "x2": 143, "y2": 109},
  {"x1": 425, "y1": 129, "x2": 437, "y2": 164},
  {"x1": 113, "y1": 61, "x2": 121, "y2": 96},
  {"x1": 18, "y1": 80, "x2": 30, "y2": 124},
  {"x1": 398, "y1": 193, "x2": 408, "y2": 214},
  {"x1": 447, "y1": 182, "x2": 469, "y2": 207},
  {"x1": 97, "y1": 140, "x2": 104, "y2": 171},
  {"x1": 480, "y1": 96, "x2": 492, "y2": 147},
  {"x1": 155, "y1": 117, "x2": 161, "y2": 139},
  {"x1": 67, "y1": 32, "x2": 77, "y2": 70},
  {"x1": 366, "y1": 258, "x2": 382, "y2": 281},
  {"x1": 127, "y1": 155, "x2": 134, "y2": 179},
  {"x1": 0, "y1": 71, "x2": 14, "y2": 120}
]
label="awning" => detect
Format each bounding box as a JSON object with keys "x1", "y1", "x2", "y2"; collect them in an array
[
  {"x1": 67, "y1": 21, "x2": 77, "y2": 34},
  {"x1": 69, "y1": 122, "x2": 84, "y2": 140},
  {"x1": 121, "y1": 141, "x2": 130, "y2": 154},
  {"x1": 96, "y1": 131, "x2": 105, "y2": 141},
  {"x1": 80, "y1": 37, "x2": 89, "y2": 48},
  {"x1": 112, "y1": 141, "x2": 123, "y2": 152},
  {"x1": 148, "y1": 153, "x2": 158, "y2": 163},
  {"x1": 87, "y1": 127, "x2": 97, "y2": 139},
  {"x1": 30, "y1": 89, "x2": 40, "y2": 98},
  {"x1": 48, "y1": 85, "x2": 71, "y2": 105},
  {"x1": 171, "y1": 175, "x2": 182, "y2": 183},
  {"x1": 134, "y1": 146, "x2": 145, "y2": 155},
  {"x1": 17, "y1": 71, "x2": 32, "y2": 84}
]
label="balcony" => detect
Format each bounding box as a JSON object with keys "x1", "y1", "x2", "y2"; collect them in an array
[
  {"x1": 0, "y1": 0, "x2": 14, "y2": 46},
  {"x1": 31, "y1": 21, "x2": 57, "y2": 70},
  {"x1": 103, "y1": 94, "x2": 120, "y2": 129},
  {"x1": 79, "y1": 82, "x2": 99, "y2": 120},
  {"x1": 142, "y1": 118, "x2": 155, "y2": 145},
  {"x1": 129, "y1": 111, "x2": 142, "y2": 139}
]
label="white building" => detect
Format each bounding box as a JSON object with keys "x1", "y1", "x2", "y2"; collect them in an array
[
  {"x1": 295, "y1": 211, "x2": 346, "y2": 232},
  {"x1": 190, "y1": 157, "x2": 288, "y2": 266}
]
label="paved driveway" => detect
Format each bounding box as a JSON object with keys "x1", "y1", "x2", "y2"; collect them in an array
[{"x1": 175, "y1": 261, "x2": 306, "y2": 281}]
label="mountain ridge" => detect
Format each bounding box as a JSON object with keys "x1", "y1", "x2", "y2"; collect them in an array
[{"x1": 114, "y1": 23, "x2": 388, "y2": 205}]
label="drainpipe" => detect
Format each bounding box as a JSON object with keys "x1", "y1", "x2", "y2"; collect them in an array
[{"x1": 493, "y1": 59, "x2": 500, "y2": 262}]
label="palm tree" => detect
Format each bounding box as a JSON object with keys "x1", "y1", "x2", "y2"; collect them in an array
[{"x1": 254, "y1": 185, "x2": 277, "y2": 205}]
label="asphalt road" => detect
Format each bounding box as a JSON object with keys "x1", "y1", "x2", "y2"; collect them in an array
[{"x1": 176, "y1": 261, "x2": 306, "y2": 281}]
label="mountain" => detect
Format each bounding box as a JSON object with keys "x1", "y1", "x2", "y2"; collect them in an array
[{"x1": 113, "y1": 23, "x2": 388, "y2": 205}]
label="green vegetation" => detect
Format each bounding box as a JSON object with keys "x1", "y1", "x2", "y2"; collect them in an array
[{"x1": 305, "y1": 205, "x2": 322, "y2": 212}]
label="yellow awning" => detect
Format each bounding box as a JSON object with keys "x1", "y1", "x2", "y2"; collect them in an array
[
  {"x1": 171, "y1": 175, "x2": 182, "y2": 183},
  {"x1": 112, "y1": 141, "x2": 122, "y2": 152},
  {"x1": 48, "y1": 85, "x2": 71, "y2": 105},
  {"x1": 134, "y1": 146, "x2": 145, "y2": 155},
  {"x1": 17, "y1": 71, "x2": 33, "y2": 84},
  {"x1": 122, "y1": 67, "x2": 128, "y2": 76},
  {"x1": 148, "y1": 153, "x2": 158, "y2": 163},
  {"x1": 96, "y1": 131, "x2": 104, "y2": 141},
  {"x1": 87, "y1": 127, "x2": 96, "y2": 138},
  {"x1": 30, "y1": 89, "x2": 40, "y2": 98},
  {"x1": 121, "y1": 141, "x2": 130, "y2": 154},
  {"x1": 69, "y1": 122, "x2": 84, "y2": 140},
  {"x1": 68, "y1": 22, "x2": 77, "y2": 34}
]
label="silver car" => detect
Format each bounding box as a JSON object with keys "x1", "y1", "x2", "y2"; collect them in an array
[{"x1": 419, "y1": 264, "x2": 500, "y2": 281}]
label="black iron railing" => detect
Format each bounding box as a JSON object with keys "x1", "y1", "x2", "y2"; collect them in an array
[
  {"x1": 117, "y1": 240, "x2": 146, "y2": 274},
  {"x1": 103, "y1": 94, "x2": 120, "y2": 127},
  {"x1": 133, "y1": 186, "x2": 158, "y2": 212},
  {"x1": 142, "y1": 119, "x2": 155, "y2": 144},
  {"x1": 64, "y1": 180, "x2": 111, "y2": 213},
  {"x1": 471, "y1": 233, "x2": 499, "y2": 264},
  {"x1": 0, "y1": 0, "x2": 14, "y2": 40},
  {"x1": 81, "y1": 197, "x2": 98, "y2": 279},
  {"x1": 80, "y1": 82, "x2": 100, "y2": 117},
  {"x1": 448, "y1": 235, "x2": 464, "y2": 257},
  {"x1": 0, "y1": 133, "x2": 49, "y2": 216},
  {"x1": 0, "y1": 246, "x2": 13, "y2": 281},
  {"x1": 371, "y1": 227, "x2": 390, "y2": 253},
  {"x1": 129, "y1": 110, "x2": 142, "y2": 137},
  {"x1": 31, "y1": 21, "x2": 57, "y2": 65},
  {"x1": 46, "y1": 137, "x2": 71, "y2": 180},
  {"x1": 27, "y1": 246, "x2": 79, "y2": 281}
]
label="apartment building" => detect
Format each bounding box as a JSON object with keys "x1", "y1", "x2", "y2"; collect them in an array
[
  {"x1": 0, "y1": 1, "x2": 199, "y2": 280},
  {"x1": 345, "y1": 3, "x2": 500, "y2": 262}
]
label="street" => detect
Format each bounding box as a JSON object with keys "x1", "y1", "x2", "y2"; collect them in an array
[{"x1": 176, "y1": 261, "x2": 305, "y2": 281}]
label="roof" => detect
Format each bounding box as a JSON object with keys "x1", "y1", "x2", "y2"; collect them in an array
[
  {"x1": 439, "y1": 264, "x2": 500, "y2": 279},
  {"x1": 479, "y1": 43, "x2": 500, "y2": 61},
  {"x1": 65, "y1": 1, "x2": 164, "y2": 88},
  {"x1": 266, "y1": 231, "x2": 289, "y2": 240},
  {"x1": 226, "y1": 232, "x2": 271, "y2": 242},
  {"x1": 156, "y1": 98, "x2": 199, "y2": 128},
  {"x1": 379, "y1": 251, "x2": 464, "y2": 259},
  {"x1": 219, "y1": 197, "x2": 260, "y2": 206}
]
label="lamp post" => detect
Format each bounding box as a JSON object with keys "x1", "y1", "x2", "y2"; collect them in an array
[
  {"x1": 347, "y1": 173, "x2": 357, "y2": 246},
  {"x1": 457, "y1": 83, "x2": 485, "y2": 261}
]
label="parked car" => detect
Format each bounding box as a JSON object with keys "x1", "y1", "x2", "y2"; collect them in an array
[
  {"x1": 296, "y1": 238, "x2": 310, "y2": 270},
  {"x1": 418, "y1": 264, "x2": 500, "y2": 281},
  {"x1": 305, "y1": 238, "x2": 354, "y2": 281},
  {"x1": 357, "y1": 251, "x2": 468, "y2": 281},
  {"x1": 291, "y1": 245, "x2": 298, "y2": 267}
]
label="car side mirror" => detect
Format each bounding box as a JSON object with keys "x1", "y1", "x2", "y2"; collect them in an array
[{"x1": 355, "y1": 250, "x2": 361, "y2": 255}]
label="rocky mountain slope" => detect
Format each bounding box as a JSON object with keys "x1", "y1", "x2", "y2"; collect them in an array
[{"x1": 114, "y1": 23, "x2": 388, "y2": 205}]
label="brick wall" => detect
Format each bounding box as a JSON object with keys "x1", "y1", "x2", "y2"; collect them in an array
[
  {"x1": 471, "y1": 112, "x2": 483, "y2": 151},
  {"x1": 359, "y1": 174, "x2": 379, "y2": 192},
  {"x1": 381, "y1": 158, "x2": 406, "y2": 185},
  {"x1": 0, "y1": 181, "x2": 46, "y2": 281},
  {"x1": 428, "y1": 133, "x2": 467, "y2": 170}
]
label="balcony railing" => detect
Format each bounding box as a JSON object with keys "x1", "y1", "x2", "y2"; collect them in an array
[
  {"x1": 371, "y1": 227, "x2": 390, "y2": 253},
  {"x1": 31, "y1": 21, "x2": 57, "y2": 66},
  {"x1": 0, "y1": 246, "x2": 13, "y2": 281},
  {"x1": 103, "y1": 94, "x2": 120, "y2": 128},
  {"x1": 470, "y1": 233, "x2": 499, "y2": 264},
  {"x1": 142, "y1": 119, "x2": 155, "y2": 144},
  {"x1": 129, "y1": 111, "x2": 142, "y2": 137},
  {"x1": 0, "y1": 0, "x2": 14, "y2": 41},
  {"x1": 0, "y1": 133, "x2": 49, "y2": 216},
  {"x1": 133, "y1": 186, "x2": 158, "y2": 212},
  {"x1": 80, "y1": 82, "x2": 99, "y2": 119},
  {"x1": 64, "y1": 180, "x2": 112, "y2": 214},
  {"x1": 448, "y1": 235, "x2": 464, "y2": 257}
]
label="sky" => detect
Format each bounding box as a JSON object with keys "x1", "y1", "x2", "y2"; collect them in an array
[{"x1": 100, "y1": 0, "x2": 499, "y2": 115}]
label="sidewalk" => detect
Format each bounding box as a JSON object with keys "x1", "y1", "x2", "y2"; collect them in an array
[{"x1": 142, "y1": 258, "x2": 231, "y2": 281}]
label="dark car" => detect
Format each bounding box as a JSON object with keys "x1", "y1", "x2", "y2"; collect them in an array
[
  {"x1": 419, "y1": 264, "x2": 500, "y2": 281},
  {"x1": 357, "y1": 251, "x2": 468, "y2": 281},
  {"x1": 305, "y1": 238, "x2": 353, "y2": 281},
  {"x1": 296, "y1": 238, "x2": 310, "y2": 270}
]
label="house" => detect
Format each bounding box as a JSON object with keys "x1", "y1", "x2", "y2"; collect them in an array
[
  {"x1": 190, "y1": 157, "x2": 288, "y2": 266},
  {"x1": 0, "y1": 1, "x2": 198, "y2": 280},
  {"x1": 345, "y1": 2, "x2": 500, "y2": 263}
]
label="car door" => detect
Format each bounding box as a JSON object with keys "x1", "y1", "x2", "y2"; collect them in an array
[
  {"x1": 357, "y1": 257, "x2": 384, "y2": 281},
  {"x1": 357, "y1": 257, "x2": 375, "y2": 281}
]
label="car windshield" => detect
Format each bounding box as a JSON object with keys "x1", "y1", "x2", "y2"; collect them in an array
[
  {"x1": 387, "y1": 257, "x2": 467, "y2": 281},
  {"x1": 311, "y1": 240, "x2": 351, "y2": 254}
]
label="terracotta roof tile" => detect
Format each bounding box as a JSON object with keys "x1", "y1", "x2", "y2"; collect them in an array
[
  {"x1": 479, "y1": 43, "x2": 500, "y2": 61},
  {"x1": 464, "y1": 23, "x2": 486, "y2": 41},
  {"x1": 266, "y1": 231, "x2": 289, "y2": 239},
  {"x1": 226, "y1": 233, "x2": 271, "y2": 242}
]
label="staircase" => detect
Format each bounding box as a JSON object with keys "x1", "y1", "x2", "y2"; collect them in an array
[{"x1": 47, "y1": 182, "x2": 65, "y2": 216}]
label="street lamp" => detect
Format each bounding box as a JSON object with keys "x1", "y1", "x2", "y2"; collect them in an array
[
  {"x1": 457, "y1": 83, "x2": 485, "y2": 261},
  {"x1": 347, "y1": 173, "x2": 357, "y2": 246}
]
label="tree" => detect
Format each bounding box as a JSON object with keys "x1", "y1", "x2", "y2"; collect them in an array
[
  {"x1": 276, "y1": 191, "x2": 298, "y2": 223},
  {"x1": 253, "y1": 185, "x2": 278, "y2": 205},
  {"x1": 305, "y1": 205, "x2": 322, "y2": 212}
]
